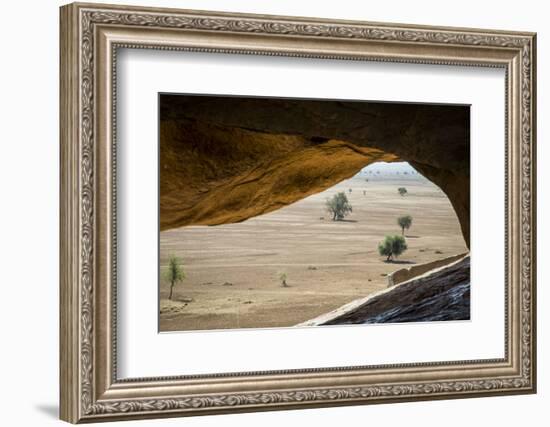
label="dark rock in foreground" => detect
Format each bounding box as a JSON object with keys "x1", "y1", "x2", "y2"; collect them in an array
[{"x1": 300, "y1": 256, "x2": 470, "y2": 326}]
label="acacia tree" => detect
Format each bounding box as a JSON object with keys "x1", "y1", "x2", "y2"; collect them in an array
[
  {"x1": 325, "y1": 192, "x2": 353, "y2": 221},
  {"x1": 397, "y1": 215, "x2": 413, "y2": 235},
  {"x1": 378, "y1": 235, "x2": 408, "y2": 261},
  {"x1": 164, "y1": 255, "x2": 185, "y2": 300},
  {"x1": 398, "y1": 187, "x2": 408, "y2": 196}
]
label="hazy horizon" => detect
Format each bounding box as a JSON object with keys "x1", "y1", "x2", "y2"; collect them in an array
[{"x1": 357, "y1": 161, "x2": 418, "y2": 175}]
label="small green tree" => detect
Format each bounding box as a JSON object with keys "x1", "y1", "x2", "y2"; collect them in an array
[
  {"x1": 398, "y1": 187, "x2": 408, "y2": 196},
  {"x1": 279, "y1": 272, "x2": 288, "y2": 287},
  {"x1": 164, "y1": 255, "x2": 185, "y2": 300},
  {"x1": 397, "y1": 215, "x2": 413, "y2": 235},
  {"x1": 325, "y1": 192, "x2": 353, "y2": 221},
  {"x1": 378, "y1": 235, "x2": 408, "y2": 261}
]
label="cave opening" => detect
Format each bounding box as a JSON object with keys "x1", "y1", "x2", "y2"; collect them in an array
[
  {"x1": 158, "y1": 94, "x2": 470, "y2": 331},
  {"x1": 159, "y1": 94, "x2": 470, "y2": 248}
]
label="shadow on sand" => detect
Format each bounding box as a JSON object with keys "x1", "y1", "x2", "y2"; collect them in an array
[{"x1": 383, "y1": 260, "x2": 416, "y2": 265}]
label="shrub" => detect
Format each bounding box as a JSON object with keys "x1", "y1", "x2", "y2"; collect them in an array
[
  {"x1": 325, "y1": 192, "x2": 353, "y2": 221},
  {"x1": 279, "y1": 272, "x2": 288, "y2": 287},
  {"x1": 397, "y1": 215, "x2": 413, "y2": 235},
  {"x1": 378, "y1": 235, "x2": 408, "y2": 261},
  {"x1": 164, "y1": 255, "x2": 185, "y2": 300}
]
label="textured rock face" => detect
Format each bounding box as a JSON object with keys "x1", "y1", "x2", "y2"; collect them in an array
[
  {"x1": 387, "y1": 253, "x2": 468, "y2": 287},
  {"x1": 300, "y1": 256, "x2": 470, "y2": 326},
  {"x1": 160, "y1": 95, "x2": 470, "y2": 246}
]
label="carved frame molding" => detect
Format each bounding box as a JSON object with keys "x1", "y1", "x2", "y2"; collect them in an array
[{"x1": 60, "y1": 2, "x2": 536, "y2": 423}]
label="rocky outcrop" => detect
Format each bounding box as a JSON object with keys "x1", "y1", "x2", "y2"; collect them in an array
[
  {"x1": 298, "y1": 255, "x2": 470, "y2": 326},
  {"x1": 160, "y1": 95, "x2": 470, "y2": 246},
  {"x1": 386, "y1": 253, "x2": 468, "y2": 287},
  {"x1": 160, "y1": 120, "x2": 398, "y2": 230}
]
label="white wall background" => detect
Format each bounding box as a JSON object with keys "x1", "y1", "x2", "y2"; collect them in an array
[{"x1": 0, "y1": 0, "x2": 545, "y2": 426}]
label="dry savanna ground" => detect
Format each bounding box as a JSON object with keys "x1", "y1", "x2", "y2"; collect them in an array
[{"x1": 159, "y1": 168, "x2": 468, "y2": 332}]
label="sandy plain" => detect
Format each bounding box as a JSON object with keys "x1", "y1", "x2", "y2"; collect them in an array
[{"x1": 159, "y1": 169, "x2": 468, "y2": 332}]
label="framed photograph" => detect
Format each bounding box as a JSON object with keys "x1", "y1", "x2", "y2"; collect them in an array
[{"x1": 60, "y1": 2, "x2": 537, "y2": 423}]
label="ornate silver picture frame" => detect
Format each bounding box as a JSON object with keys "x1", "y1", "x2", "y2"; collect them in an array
[{"x1": 60, "y1": 2, "x2": 536, "y2": 423}]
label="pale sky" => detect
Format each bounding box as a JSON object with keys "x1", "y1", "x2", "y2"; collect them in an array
[{"x1": 356, "y1": 161, "x2": 418, "y2": 176}]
